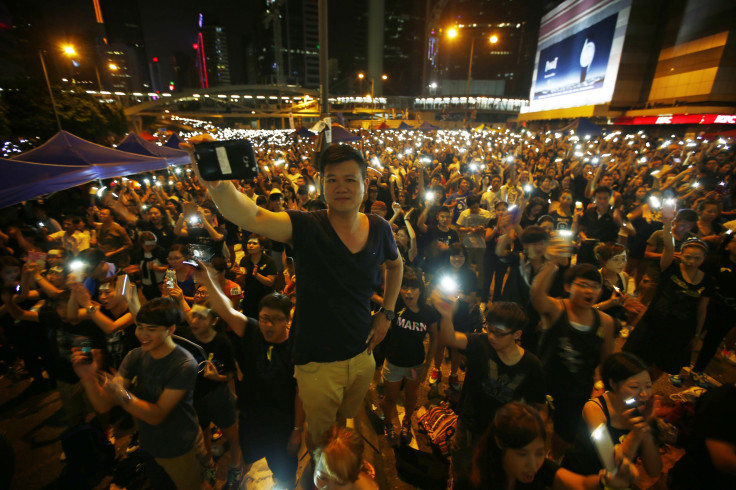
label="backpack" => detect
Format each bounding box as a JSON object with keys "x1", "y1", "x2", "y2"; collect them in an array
[
  {"x1": 394, "y1": 445, "x2": 449, "y2": 489},
  {"x1": 417, "y1": 402, "x2": 458, "y2": 457}
]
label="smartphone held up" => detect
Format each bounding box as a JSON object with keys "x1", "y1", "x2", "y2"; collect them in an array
[{"x1": 194, "y1": 139, "x2": 259, "y2": 181}]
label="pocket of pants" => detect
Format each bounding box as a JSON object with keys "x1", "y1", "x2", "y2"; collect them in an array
[{"x1": 295, "y1": 361, "x2": 321, "y2": 375}]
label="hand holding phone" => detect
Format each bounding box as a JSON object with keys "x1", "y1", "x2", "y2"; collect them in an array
[
  {"x1": 661, "y1": 198, "x2": 676, "y2": 220},
  {"x1": 624, "y1": 397, "x2": 643, "y2": 420}
]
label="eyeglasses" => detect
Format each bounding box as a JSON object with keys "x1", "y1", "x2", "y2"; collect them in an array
[
  {"x1": 488, "y1": 325, "x2": 515, "y2": 337},
  {"x1": 572, "y1": 282, "x2": 602, "y2": 291}
]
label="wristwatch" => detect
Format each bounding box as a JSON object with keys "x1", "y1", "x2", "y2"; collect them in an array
[
  {"x1": 378, "y1": 307, "x2": 396, "y2": 321},
  {"x1": 86, "y1": 304, "x2": 98, "y2": 315}
]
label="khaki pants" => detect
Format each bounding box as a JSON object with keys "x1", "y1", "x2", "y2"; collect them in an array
[
  {"x1": 295, "y1": 349, "x2": 375, "y2": 447},
  {"x1": 154, "y1": 429, "x2": 207, "y2": 490}
]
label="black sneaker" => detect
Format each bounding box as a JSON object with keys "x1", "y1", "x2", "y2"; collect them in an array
[{"x1": 400, "y1": 419, "x2": 413, "y2": 445}]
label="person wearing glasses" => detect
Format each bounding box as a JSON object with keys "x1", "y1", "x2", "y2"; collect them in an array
[
  {"x1": 531, "y1": 254, "x2": 616, "y2": 460},
  {"x1": 431, "y1": 295, "x2": 546, "y2": 490},
  {"x1": 192, "y1": 265, "x2": 304, "y2": 489}
]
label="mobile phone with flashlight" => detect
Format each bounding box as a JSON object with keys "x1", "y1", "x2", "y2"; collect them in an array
[
  {"x1": 182, "y1": 244, "x2": 214, "y2": 268},
  {"x1": 575, "y1": 201, "x2": 584, "y2": 212},
  {"x1": 69, "y1": 260, "x2": 87, "y2": 284},
  {"x1": 661, "y1": 198, "x2": 676, "y2": 220},
  {"x1": 194, "y1": 139, "x2": 259, "y2": 181},
  {"x1": 438, "y1": 276, "x2": 459, "y2": 298},
  {"x1": 590, "y1": 424, "x2": 618, "y2": 475},
  {"x1": 624, "y1": 396, "x2": 642, "y2": 418},
  {"x1": 554, "y1": 230, "x2": 574, "y2": 258}
]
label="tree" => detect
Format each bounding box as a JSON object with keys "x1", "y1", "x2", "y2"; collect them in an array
[{"x1": 0, "y1": 79, "x2": 127, "y2": 144}]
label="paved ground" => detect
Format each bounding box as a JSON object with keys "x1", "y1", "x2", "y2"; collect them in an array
[{"x1": 2, "y1": 319, "x2": 735, "y2": 488}]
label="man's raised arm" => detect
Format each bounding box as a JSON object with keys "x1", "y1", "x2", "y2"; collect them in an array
[{"x1": 184, "y1": 144, "x2": 293, "y2": 245}]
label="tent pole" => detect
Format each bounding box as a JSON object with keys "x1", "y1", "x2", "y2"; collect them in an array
[{"x1": 39, "y1": 51, "x2": 63, "y2": 132}]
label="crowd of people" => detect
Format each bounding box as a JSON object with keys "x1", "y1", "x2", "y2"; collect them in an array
[{"x1": 1, "y1": 125, "x2": 735, "y2": 489}]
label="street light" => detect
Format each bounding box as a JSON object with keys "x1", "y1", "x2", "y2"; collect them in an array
[
  {"x1": 62, "y1": 43, "x2": 109, "y2": 91},
  {"x1": 447, "y1": 28, "x2": 500, "y2": 124},
  {"x1": 356, "y1": 72, "x2": 387, "y2": 99}
]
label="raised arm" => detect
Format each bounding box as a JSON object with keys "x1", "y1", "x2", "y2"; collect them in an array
[
  {"x1": 417, "y1": 206, "x2": 431, "y2": 234},
  {"x1": 430, "y1": 290, "x2": 468, "y2": 350},
  {"x1": 660, "y1": 218, "x2": 674, "y2": 271},
  {"x1": 71, "y1": 283, "x2": 133, "y2": 335},
  {"x1": 404, "y1": 209, "x2": 418, "y2": 262},
  {"x1": 191, "y1": 158, "x2": 293, "y2": 245},
  {"x1": 192, "y1": 265, "x2": 248, "y2": 337},
  {"x1": 530, "y1": 261, "x2": 562, "y2": 325}
]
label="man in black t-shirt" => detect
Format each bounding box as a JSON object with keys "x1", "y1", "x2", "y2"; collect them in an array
[
  {"x1": 194, "y1": 143, "x2": 402, "y2": 449},
  {"x1": 577, "y1": 186, "x2": 621, "y2": 265},
  {"x1": 432, "y1": 299, "x2": 546, "y2": 489},
  {"x1": 194, "y1": 267, "x2": 302, "y2": 488},
  {"x1": 423, "y1": 207, "x2": 459, "y2": 276}
]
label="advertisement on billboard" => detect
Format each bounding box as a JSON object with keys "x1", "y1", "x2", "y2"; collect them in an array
[{"x1": 523, "y1": 0, "x2": 632, "y2": 114}]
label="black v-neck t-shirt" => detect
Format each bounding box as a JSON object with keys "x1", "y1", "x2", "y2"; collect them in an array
[{"x1": 287, "y1": 210, "x2": 399, "y2": 363}]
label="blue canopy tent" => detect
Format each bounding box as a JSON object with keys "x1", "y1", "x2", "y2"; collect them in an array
[
  {"x1": 0, "y1": 159, "x2": 96, "y2": 209},
  {"x1": 12, "y1": 131, "x2": 170, "y2": 180},
  {"x1": 418, "y1": 121, "x2": 440, "y2": 131},
  {"x1": 397, "y1": 121, "x2": 414, "y2": 130},
  {"x1": 117, "y1": 132, "x2": 191, "y2": 166},
  {"x1": 164, "y1": 133, "x2": 184, "y2": 149},
  {"x1": 330, "y1": 124, "x2": 361, "y2": 142},
  {"x1": 556, "y1": 118, "x2": 603, "y2": 137}
]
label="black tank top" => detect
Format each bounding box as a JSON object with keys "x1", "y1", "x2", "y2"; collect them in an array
[
  {"x1": 539, "y1": 301, "x2": 604, "y2": 399},
  {"x1": 561, "y1": 394, "x2": 631, "y2": 474},
  {"x1": 591, "y1": 394, "x2": 630, "y2": 445}
]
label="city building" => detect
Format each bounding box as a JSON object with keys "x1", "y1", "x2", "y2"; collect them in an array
[
  {"x1": 99, "y1": 0, "x2": 152, "y2": 92},
  {"x1": 519, "y1": 0, "x2": 736, "y2": 129},
  {"x1": 201, "y1": 23, "x2": 232, "y2": 87},
  {"x1": 426, "y1": 0, "x2": 543, "y2": 99},
  {"x1": 245, "y1": 0, "x2": 321, "y2": 89}
]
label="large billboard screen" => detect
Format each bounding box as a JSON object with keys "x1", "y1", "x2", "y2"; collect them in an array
[{"x1": 523, "y1": 0, "x2": 632, "y2": 114}]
